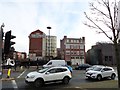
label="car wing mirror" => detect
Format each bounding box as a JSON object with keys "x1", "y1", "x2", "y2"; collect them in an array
[
  {"x1": 45, "y1": 72, "x2": 50, "y2": 74},
  {"x1": 101, "y1": 70, "x2": 104, "y2": 72}
]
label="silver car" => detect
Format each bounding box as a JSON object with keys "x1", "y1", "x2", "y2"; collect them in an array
[{"x1": 86, "y1": 65, "x2": 104, "y2": 72}]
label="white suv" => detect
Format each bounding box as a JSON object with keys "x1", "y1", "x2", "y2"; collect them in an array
[
  {"x1": 25, "y1": 66, "x2": 72, "y2": 87},
  {"x1": 85, "y1": 66, "x2": 116, "y2": 80}
]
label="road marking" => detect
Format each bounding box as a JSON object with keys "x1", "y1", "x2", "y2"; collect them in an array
[
  {"x1": 11, "y1": 80, "x2": 18, "y2": 88},
  {"x1": 17, "y1": 69, "x2": 27, "y2": 78},
  {"x1": 75, "y1": 87, "x2": 81, "y2": 88}
]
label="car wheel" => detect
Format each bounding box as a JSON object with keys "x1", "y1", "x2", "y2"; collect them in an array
[
  {"x1": 63, "y1": 77, "x2": 69, "y2": 84},
  {"x1": 34, "y1": 79, "x2": 43, "y2": 87},
  {"x1": 97, "y1": 75, "x2": 102, "y2": 81},
  {"x1": 86, "y1": 77, "x2": 91, "y2": 80},
  {"x1": 111, "y1": 74, "x2": 116, "y2": 80}
]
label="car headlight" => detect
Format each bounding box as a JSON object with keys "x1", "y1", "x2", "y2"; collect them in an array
[
  {"x1": 91, "y1": 73, "x2": 96, "y2": 75},
  {"x1": 29, "y1": 75, "x2": 35, "y2": 78}
]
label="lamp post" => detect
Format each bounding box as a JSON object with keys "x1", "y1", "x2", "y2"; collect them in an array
[{"x1": 47, "y1": 26, "x2": 51, "y2": 60}]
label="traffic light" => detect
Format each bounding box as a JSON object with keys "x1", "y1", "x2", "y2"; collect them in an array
[
  {"x1": 1, "y1": 23, "x2": 5, "y2": 40},
  {"x1": 4, "y1": 30, "x2": 16, "y2": 54}
]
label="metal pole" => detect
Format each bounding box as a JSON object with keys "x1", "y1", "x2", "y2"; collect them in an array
[
  {"x1": 49, "y1": 29, "x2": 50, "y2": 60},
  {"x1": 47, "y1": 27, "x2": 51, "y2": 60},
  {"x1": 0, "y1": 23, "x2": 4, "y2": 66}
]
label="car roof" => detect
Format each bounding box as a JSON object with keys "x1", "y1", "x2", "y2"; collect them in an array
[
  {"x1": 94, "y1": 66, "x2": 114, "y2": 69},
  {"x1": 50, "y1": 66, "x2": 68, "y2": 69},
  {"x1": 91, "y1": 65, "x2": 104, "y2": 67}
]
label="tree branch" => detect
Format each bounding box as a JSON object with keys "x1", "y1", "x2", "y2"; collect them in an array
[
  {"x1": 90, "y1": 2, "x2": 110, "y2": 19},
  {"x1": 106, "y1": 0, "x2": 116, "y2": 42},
  {"x1": 84, "y1": 12, "x2": 113, "y2": 42}
]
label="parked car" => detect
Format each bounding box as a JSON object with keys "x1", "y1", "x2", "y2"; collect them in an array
[
  {"x1": 85, "y1": 66, "x2": 116, "y2": 80},
  {"x1": 25, "y1": 66, "x2": 72, "y2": 87},
  {"x1": 62, "y1": 65, "x2": 73, "y2": 73},
  {"x1": 75, "y1": 64, "x2": 91, "y2": 70},
  {"x1": 86, "y1": 65, "x2": 104, "y2": 72}
]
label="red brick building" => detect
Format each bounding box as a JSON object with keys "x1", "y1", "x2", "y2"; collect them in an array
[
  {"x1": 60, "y1": 36, "x2": 86, "y2": 65},
  {"x1": 29, "y1": 30, "x2": 46, "y2": 60}
]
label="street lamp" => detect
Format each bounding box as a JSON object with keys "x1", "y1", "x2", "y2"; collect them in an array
[{"x1": 47, "y1": 26, "x2": 51, "y2": 60}]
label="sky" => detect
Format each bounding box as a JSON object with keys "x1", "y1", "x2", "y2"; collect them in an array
[{"x1": 0, "y1": 0, "x2": 116, "y2": 54}]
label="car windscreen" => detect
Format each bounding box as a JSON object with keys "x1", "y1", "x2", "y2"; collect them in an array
[
  {"x1": 38, "y1": 68, "x2": 49, "y2": 73},
  {"x1": 93, "y1": 67, "x2": 102, "y2": 71},
  {"x1": 90, "y1": 66, "x2": 97, "y2": 69}
]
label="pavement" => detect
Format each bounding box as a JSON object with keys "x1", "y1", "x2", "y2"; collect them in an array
[{"x1": 1, "y1": 66, "x2": 40, "y2": 81}]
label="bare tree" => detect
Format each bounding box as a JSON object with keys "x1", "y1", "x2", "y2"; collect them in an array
[{"x1": 84, "y1": 0, "x2": 120, "y2": 88}]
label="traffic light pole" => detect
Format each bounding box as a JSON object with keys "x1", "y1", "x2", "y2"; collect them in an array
[
  {"x1": 0, "y1": 23, "x2": 4, "y2": 64},
  {"x1": 0, "y1": 23, "x2": 4, "y2": 78}
]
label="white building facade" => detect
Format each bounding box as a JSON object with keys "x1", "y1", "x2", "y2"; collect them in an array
[{"x1": 46, "y1": 36, "x2": 57, "y2": 59}]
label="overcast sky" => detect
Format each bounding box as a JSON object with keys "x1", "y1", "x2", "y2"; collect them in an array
[{"x1": 1, "y1": 0, "x2": 116, "y2": 54}]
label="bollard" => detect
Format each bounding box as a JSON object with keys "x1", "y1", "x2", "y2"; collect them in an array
[{"x1": 7, "y1": 69, "x2": 11, "y2": 78}]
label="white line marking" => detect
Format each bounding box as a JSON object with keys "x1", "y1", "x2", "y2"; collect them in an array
[
  {"x1": 17, "y1": 69, "x2": 27, "y2": 78},
  {"x1": 11, "y1": 80, "x2": 18, "y2": 88}
]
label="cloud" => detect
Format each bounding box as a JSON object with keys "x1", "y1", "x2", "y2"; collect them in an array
[
  {"x1": 1, "y1": 0, "x2": 115, "y2": 53},
  {"x1": 0, "y1": 2, "x2": 38, "y2": 52},
  {"x1": 1, "y1": 0, "x2": 92, "y2": 3}
]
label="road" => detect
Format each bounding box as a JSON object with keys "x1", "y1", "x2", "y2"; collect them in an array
[{"x1": 1, "y1": 66, "x2": 118, "y2": 89}]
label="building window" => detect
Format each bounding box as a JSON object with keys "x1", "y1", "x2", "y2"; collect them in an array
[
  {"x1": 74, "y1": 45, "x2": 78, "y2": 49},
  {"x1": 67, "y1": 39, "x2": 69, "y2": 43},
  {"x1": 71, "y1": 57, "x2": 75, "y2": 59},
  {"x1": 71, "y1": 40, "x2": 73, "y2": 43},
  {"x1": 74, "y1": 51, "x2": 77, "y2": 55},
  {"x1": 66, "y1": 44, "x2": 70, "y2": 49},
  {"x1": 76, "y1": 57, "x2": 79, "y2": 59},
  {"x1": 80, "y1": 44, "x2": 84, "y2": 49},
  {"x1": 80, "y1": 51, "x2": 84, "y2": 55},
  {"x1": 77, "y1": 40, "x2": 79, "y2": 43},
  {"x1": 76, "y1": 51, "x2": 79, "y2": 55},
  {"x1": 109, "y1": 56, "x2": 113, "y2": 61},
  {"x1": 66, "y1": 51, "x2": 70, "y2": 55},
  {"x1": 74, "y1": 40, "x2": 77, "y2": 43},
  {"x1": 71, "y1": 45, "x2": 74, "y2": 49},
  {"x1": 80, "y1": 56, "x2": 84, "y2": 59},
  {"x1": 80, "y1": 40, "x2": 83, "y2": 43},
  {"x1": 71, "y1": 51, "x2": 74, "y2": 55},
  {"x1": 105, "y1": 56, "x2": 108, "y2": 61},
  {"x1": 76, "y1": 45, "x2": 79, "y2": 49}
]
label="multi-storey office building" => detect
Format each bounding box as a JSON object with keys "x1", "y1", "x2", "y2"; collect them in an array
[
  {"x1": 29, "y1": 30, "x2": 46, "y2": 60},
  {"x1": 60, "y1": 36, "x2": 86, "y2": 65},
  {"x1": 29, "y1": 30, "x2": 57, "y2": 60},
  {"x1": 46, "y1": 36, "x2": 57, "y2": 59}
]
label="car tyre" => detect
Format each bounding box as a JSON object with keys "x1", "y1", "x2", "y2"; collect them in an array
[
  {"x1": 97, "y1": 75, "x2": 102, "y2": 81},
  {"x1": 111, "y1": 74, "x2": 116, "y2": 80},
  {"x1": 34, "y1": 79, "x2": 43, "y2": 87},
  {"x1": 63, "y1": 77, "x2": 69, "y2": 84}
]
